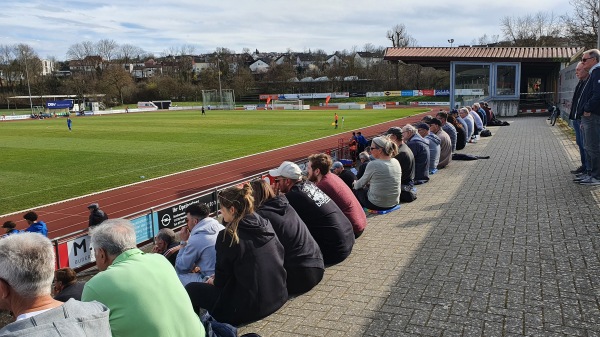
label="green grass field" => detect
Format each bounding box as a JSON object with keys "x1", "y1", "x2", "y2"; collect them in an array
[{"x1": 0, "y1": 108, "x2": 425, "y2": 215}]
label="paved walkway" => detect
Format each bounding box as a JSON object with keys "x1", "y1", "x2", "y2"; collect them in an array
[{"x1": 239, "y1": 116, "x2": 600, "y2": 336}]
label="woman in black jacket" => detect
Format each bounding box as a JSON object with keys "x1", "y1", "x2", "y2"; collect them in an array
[
  {"x1": 185, "y1": 184, "x2": 288, "y2": 326},
  {"x1": 250, "y1": 179, "x2": 324, "y2": 295}
]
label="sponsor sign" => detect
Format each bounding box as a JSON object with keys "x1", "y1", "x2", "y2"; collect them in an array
[
  {"x1": 383, "y1": 91, "x2": 401, "y2": 97},
  {"x1": 366, "y1": 92, "x2": 385, "y2": 97},
  {"x1": 401, "y1": 90, "x2": 414, "y2": 96},
  {"x1": 259, "y1": 94, "x2": 279, "y2": 100},
  {"x1": 67, "y1": 235, "x2": 95, "y2": 269},
  {"x1": 455, "y1": 89, "x2": 485, "y2": 95},
  {"x1": 410, "y1": 102, "x2": 450, "y2": 106},
  {"x1": 156, "y1": 193, "x2": 216, "y2": 229},
  {"x1": 422, "y1": 90, "x2": 435, "y2": 96},
  {"x1": 46, "y1": 100, "x2": 73, "y2": 109},
  {"x1": 435, "y1": 89, "x2": 450, "y2": 96}
]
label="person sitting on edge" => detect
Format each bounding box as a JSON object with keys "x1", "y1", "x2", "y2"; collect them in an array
[
  {"x1": 356, "y1": 131, "x2": 368, "y2": 154},
  {"x1": 53, "y1": 267, "x2": 86, "y2": 302},
  {"x1": 269, "y1": 161, "x2": 355, "y2": 265},
  {"x1": 152, "y1": 228, "x2": 181, "y2": 266},
  {"x1": 447, "y1": 113, "x2": 467, "y2": 151},
  {"x1": 250, "y1": 179, "x2": 324, "y2": 295},
  {"x1": 82, "y1": 219, "x2": 204, "y2": 337},
  {"x1": 0, "y1": 233, "x2": 111, "y2": 336},
  {"x1": 416, "y1": 123, "x2": 440, "y2": 174},
  {"x1": 436, "y1": 111, "x2": 457, "y2": 152},
  {"x1": 353, "y1": 136, "x2": 402, "y2": 210},
  {"x1": 308, "y1": 153, "x2": 368, "y2": 238},
  {"x1": 386, "y1": 127, "x2": 417, "y2": 202},
  {"x1": 331, "y1": 161, "x2": 357, "y2": 190},
  {"x1": 22, "y1": 210, "x2": 48, "y2": 237},
  {"x1": 427, "y1": 118, "x2": 452, "y2": 169},
  {"x1": 87, "y1": 203, "x2": 109, "y2": 227},
  {"x1": 468, "y1": 106, "x2": 484, "y2": 141},
  {"x1": 356, "y1": 151, "x2": 371, "y2": 179},
  {"x1": 185, "y1": 185, "x2": 288, "y2": 326},
  {"x1": 176, "y1": 203, "x2": 224, "y2": 286},
  {"x1": 458, "y1": 107, "x2": 475, "y2": 140},
  {"x1": 401, "y1": 124, "x2": 430, "y2": 184},
  {"x1": 1, "y1": 220, "x2": 21, "y2": 237}
]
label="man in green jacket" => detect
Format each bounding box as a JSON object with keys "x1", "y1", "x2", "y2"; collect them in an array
[{"x1": 82, "y1": 219, "x2": 205, "y2": 337}]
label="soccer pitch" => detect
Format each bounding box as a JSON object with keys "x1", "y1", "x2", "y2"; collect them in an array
[{"x1": 0, "y1": 108, "x2": 425, "y2": 215}]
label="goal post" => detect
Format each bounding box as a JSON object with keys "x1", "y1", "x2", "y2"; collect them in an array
[
  {"x1": 272, "y1": 99, "x2": 303, "y2": 110},
  {"x1": 202, "y1": 89, "x2": 235, "y2": 110}
]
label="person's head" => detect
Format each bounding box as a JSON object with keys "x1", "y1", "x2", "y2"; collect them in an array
[
  {"x1": 421, "y1": 115, "x2": 434, "y2": 123},
  {"x1": 416, "y1": 123, "x2": 430, "y2": 137},
  {"x1": 0, "y1": 233, "x2": 55, "y2": 308},
  {"x1": 473, "y1": 102, "x2": 481, "y2": 110},
  {"x1": 268, "y1": 161, "x2": 303, "y2": 194},
  {"x1": 307, "y1": 153, "x2": 332, "y2": 182},
  {"x1": 23, "y1": 211, "x2": 38, "y2": 224},
  {"x1": 154, "y1": 228, "x2": 177, "y2": 253},
  {"x1": 582, "y1": 49, "x2": 600, "y2": 71},
  {"x1": 357, "y1": 132, "x2": 362, "y2": 136},
  {"x1": 90, "y1": 219, "x2": 137, "y2": 271},
  {"x1": 53, "y1": 268, "x2": 77, "y2": 295},
  {"x1": 436, "y1": 112, "x2": 448, "y2": 124},
  {"x1": 331, "y1": 161, "x2": 345, "y2": 175},
  {"x1": 385, "y1": 127, "x2": 403, "y2": 144},
  {"x1": 87, "y1": 203, "x2": 99, "y2": 213},
  {"x1": 458, "y1": 107, "x2": 469, "y2": 118},
  {"x1": 217, "y1": 184, "x2": 254, "y2": 245},
  {"x1": 249, "y1": 179, "x2": 276, "y2": 209},
  {"x1": 185, "y1": 203, "x2": 210, "y2": 229},
  {"x1": 427, "y1": 118, "x2": 442, "y2": 133},
  {"x1": 358, "y1": 151, "x2": 370, "y2": 163},
  {"x1": 401, "y1": 124, "x2": 417, "y2": 140},
  {"x1": 370, "y1": 136, "x2": 398, "y2": 158},
  {"x1": 446, "y1": 114, "x2": 462, "y2": 130},
  {"x1": 576, "y1": 61, "x2": 589, "y2": 81},
  {"x1": 2, "y1": 221, "x2": 16, "y2": 231}
]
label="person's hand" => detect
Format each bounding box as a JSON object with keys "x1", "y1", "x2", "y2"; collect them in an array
[
  {"x1": 206, "y1": 275, "x2": 215, "y2": 285},
  {"x1": 584, "y1": 112, "x2": 591, "y2": 117},
  {"x1": 180, "y1": 226, "x2": 190, "y2": 241},
  {"x1": 151, "y1": 246, "x2": 161, "y2": 253},
  {"x1": 192, "y1": 266, "x2": 201, "y2": 273}
]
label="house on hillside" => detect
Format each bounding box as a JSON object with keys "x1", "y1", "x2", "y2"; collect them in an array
[
  {"x1": 41, "y1": 59, "x2": 55, "y2": 76},
  {"x1": 249, "y1": 59, "x2": 270, "y2": 73},
  {"x1": 354, "y1": 52, "x2": 383, "y2": 68},
  {"x1": 69, "y1": 56, "x2": 104, "y2": 72}
]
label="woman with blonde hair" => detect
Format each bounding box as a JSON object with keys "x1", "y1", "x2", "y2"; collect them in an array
[
  {"x1": 185, "y1": 184, "x2": 287, "y2": 326},
  {"x1": 250, "y1": 179, "x2": 324, "y2": 295},
  {"x1": 353, "y1": 135, "x2": 402, "y2": 210}
]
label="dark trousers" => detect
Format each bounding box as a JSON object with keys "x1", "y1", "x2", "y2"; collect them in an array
[
  {"x1": 354, "y1": 188, "x2": 392, "y2": 211},
  {"x1": 185, "y1": 282, "x2": 221, "y2": 315},
  {"x1": 286, "y1": 267, "x2": 324, "y2": 295}
]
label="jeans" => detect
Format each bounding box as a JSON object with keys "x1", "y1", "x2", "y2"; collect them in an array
[
  {"x1": 581, "y1": 114, "x2": 600, "y2": 178},
  {"x1": 572, "y1": 119, "x2": 588, "y2": 171}
]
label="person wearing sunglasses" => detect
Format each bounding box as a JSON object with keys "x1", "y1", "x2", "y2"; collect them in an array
[{"x1": 578, "y1": 49, "x2": 600, "y2": 185}]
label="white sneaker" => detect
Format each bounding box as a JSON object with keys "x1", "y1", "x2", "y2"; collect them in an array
[{"x1": 580, "y1": 177, "x2": 600, "y2": 185}]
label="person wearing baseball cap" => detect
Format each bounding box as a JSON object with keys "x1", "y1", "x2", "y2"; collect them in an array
[{"x1": 269, "y1": 161, "x2": 354, "y2": 265}]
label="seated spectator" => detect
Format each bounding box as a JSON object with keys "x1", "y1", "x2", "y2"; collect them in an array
[
  {"x1": 88, "y1": 203, "x2": 109, "y2": 227},
  {"x1": 2, "y1": 220, "x2": 21, "y2": 237},
  {"x1": 250, "y1": 179, "x2": 324, "y2": 295},
  {"x1": 186, "y1": 185, "x2": 288, "y2": 326},
  {"x1": 353, "y1": 136, "x2": 402, "y2": 210},
  {"x1": 416, "y1": 123, "x2": 440, "y2": 174},
  {"x1": 83, "y1": 219, "x2": 204, "y2": 337},
  {"x1": 348, "y1": 133, "x2": 358, "y2": 161},
  {"x1": 356, "y1": 131, "x2": 368, "y2": 153},
  {"x1": 473, "y1": 102, "x2": 487, "y2": 126},
  {"x1": 468, "y1": 106, "x2": 484, "y2": 140},
  {"x1": 176, "y1": 203, "x2": 224, "y2": 286},
  {"x1": 269, "y1": 161, "x2": 354, "y2": 265},
  {"x1": 458, "y1": 107, "x2": 474, "y2": 140},
  {"x1": 22, "y1": 210, "x2": 48, "y2": 237},
  {"x1": 53, "y1": 267, "x2": 86, "y2": 302},
  {"x1": 331, "y1": 161, "x2": 357, "y2": 189},
  {"x1": 0, "y1": 233, "x2": 111, "y2": 336},
  {"x1": 427, "y1": 118, "x2": 452, "y2": 169},
  {"x1": 356, "y1": 151, "x2": 371, "y2": 179},
  {"x1": 308, "y1": 153, "x2": 368, "y2": 238},
  {"x1": 447, "y1": 114, "x2": 467, "y2": 150},
  {"x1": 386, "y1": 127, "x2": 416, "y2": 202},
  {"x1": 152, "y1": 228, "x2": 181, "y2": 266},
  {"x1": 402, "y1": 124, "x2": 430, "y2": 184},
  {"x1": 436, "y1": 111, "x2": 457, "y2": 152}
]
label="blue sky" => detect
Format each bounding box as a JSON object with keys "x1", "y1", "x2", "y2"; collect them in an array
[{"x1": 1, "y1": 0, "x2": 573, "y2": 60}]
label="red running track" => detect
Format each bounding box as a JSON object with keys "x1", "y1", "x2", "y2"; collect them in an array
[{"x1": 0, "y1": 111, "x2": 431, "y2": 239}]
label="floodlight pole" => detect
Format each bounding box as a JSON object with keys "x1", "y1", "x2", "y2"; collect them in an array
[
  {"x1": 217, "y1": 58, "x2": 223, "y2": 109},
  {"x1": 448, "y1": 39, "x2": 454, "y2": 48},
  {"x1": 23, "y1": 51, "x2": 34, "y2": 115}
]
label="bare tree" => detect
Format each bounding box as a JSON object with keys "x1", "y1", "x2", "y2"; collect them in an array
[
  {"x1": 98, "y1": 64, "x2": 134, "y2": 104},
  {"x1": 67, "y1": 41, "x2": 95, "y2": 60},
  {"x1": 562, "y1": 0, "x2": 598, "y2": 48},
  {"x1": 501, "y1": 11, "x2": 564, "y2": 46},
  {"x1": 96, "y1": 39, "x2": 119, "y2": 62},
  {"x1": 118, "y1": 44, "x2": 145, "y2": 63},
  {"x1": 179, "y1": 44, "x2": 196, "y2": 56},
  {"x1": 386, "y1": 24, "x2": 418, "y2": 48}
]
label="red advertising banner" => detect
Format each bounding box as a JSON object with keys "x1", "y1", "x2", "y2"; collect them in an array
[
  {"x1": 422, "y1": 89, "x2": 435, "y2": 96},
  {"x1": 259, "y1": 94, "x2": 279, "y2": 100}
]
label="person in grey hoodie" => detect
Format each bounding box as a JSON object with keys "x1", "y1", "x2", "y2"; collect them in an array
[
  {"x1": 176, "y1": 203, "x2": 224, "y2": 286},
  {"x1": 0, "y1": 233, "x2": 111, "y2": 337}
]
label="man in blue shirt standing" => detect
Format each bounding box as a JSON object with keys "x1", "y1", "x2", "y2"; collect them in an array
[{"x1": 23, "y1": 211, "x2": 48, "y2": 237}]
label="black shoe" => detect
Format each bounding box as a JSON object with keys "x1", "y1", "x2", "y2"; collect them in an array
[{"x1": 571, "y1": 166, "x2": 585, "y2": 174}]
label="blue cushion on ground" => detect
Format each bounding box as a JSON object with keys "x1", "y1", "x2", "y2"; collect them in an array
[{"x1": 364, "y1": 204, "x2": 400, "y2": 214}]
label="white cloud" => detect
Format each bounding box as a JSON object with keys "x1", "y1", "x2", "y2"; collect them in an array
[{"x1": 0, "y1": 0, "x2": 574, "y2": 60}]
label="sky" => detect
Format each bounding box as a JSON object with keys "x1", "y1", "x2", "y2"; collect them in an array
[{"x1": 1, "y1": 0, "x2": 574, "y2": 61}]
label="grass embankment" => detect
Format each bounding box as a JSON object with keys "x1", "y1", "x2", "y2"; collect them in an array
[{"x1": 0, "y1": 108, "x2": 426, "y2": 215}]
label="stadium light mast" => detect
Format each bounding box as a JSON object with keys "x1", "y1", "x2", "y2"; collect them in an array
[
  {"x1": 22, "y1": 51, "x2": 34, "y2": 115},
  {"x1": 448, "y1": 39, "x2": 454, "y2": 48},
  {"x1": 217, "y1": 58, "x2": 223, "y2": 109}
]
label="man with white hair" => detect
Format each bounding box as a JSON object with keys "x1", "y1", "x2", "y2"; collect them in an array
[
  {"x1": 402, "y1": 124, "x2": 430, "y2": 184},
  {"x1": 0, "y1": 233, "x2": 111, "y2": 336},
  {"x1": 82, "y1": 219, "x2": 204, "y2": 337}
]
